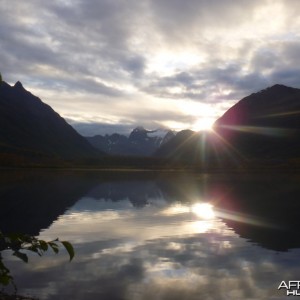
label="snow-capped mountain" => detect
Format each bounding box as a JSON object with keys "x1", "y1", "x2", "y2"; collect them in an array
[{"x1": 86, "y1": 126, "x2": 175, "y2": 156}]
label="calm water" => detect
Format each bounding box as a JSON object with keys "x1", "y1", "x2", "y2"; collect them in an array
[{"x1": 1, "y1": 170, "x2": 300, "y2": 300}]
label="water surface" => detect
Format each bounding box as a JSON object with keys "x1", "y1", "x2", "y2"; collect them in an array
[{"x1": 1, "y1": 170, "x2": 300, "y2": 299}]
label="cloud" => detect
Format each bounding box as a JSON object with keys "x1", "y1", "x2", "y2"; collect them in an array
[
  {"x1": 148, "y1": 0, "x2": 264, "y2": 42},
  {"x1": 1, "y1": 0, "x2": 300, "y2": 132},
  {"x1": 68, "y1": 108, "x2": 198, "y2": 136}
]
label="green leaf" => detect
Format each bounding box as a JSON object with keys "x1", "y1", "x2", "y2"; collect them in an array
[
  {"x1": 48, "y1": 242, "x2": 59, "y2": 254},
  {"x1": 13, "y1": 251, "x2": 28, "y2": 263},
  {"x1": 61, "y1": 241, "x2": 75, "y2": 261},
  {"x1": 0, "y1": 274, "x2": 12, "y2": 286},
  {"x1": 27, "y1": 245, "x2": 39, "y2": 255},
  {"x1": 39, "y1": 240, "x2": 48, "y2": 252},
  {"x1": 0, "y1": 231, "x2": 75, "y2": 288}
]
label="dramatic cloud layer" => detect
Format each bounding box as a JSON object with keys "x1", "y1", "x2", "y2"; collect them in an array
[{"x1": 1, "y1": 0, "x2": 300, "y2": 135}]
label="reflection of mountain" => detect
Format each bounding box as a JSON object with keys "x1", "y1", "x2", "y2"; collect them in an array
[
  {"x1": 0, "y1": 171, "x2": 99, "y2": 235},
  {"x1": 134, "y1": 173, "x2": 300, "y2": 252},
  {"x1": 0, "y1": 171, "x2": 180, "y2": 235},
  {"x1": 6, "y1": 175, "x2": 300, "y2": 300},
  {"x1": 86, "y1": 173, "x2": 211, "y2": 207},
  {"x1": 212, "y1": 175, "x2": 300, "y2": 251},
  {"x1": 0, "y1": 171, "x2": 210, "y2": 237},
  {"x1": 156, "y1": 85, "x2": 300, "y2": 163},
  {"x1": 1, "y1": 171, "x2": 300, "y2": 252},
  {"x1": 87, "y1": 181, "x2": 162, "y2": 207}
]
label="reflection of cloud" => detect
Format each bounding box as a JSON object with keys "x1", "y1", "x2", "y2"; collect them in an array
[
  {"x1": 40, "y1": 200, "x2": 219, "y2": 244},
  {"x1": 3, "y1": 176, "x2": 300, "y2": 299},
  {"x1": 8, "y1": 213, "x2": 300, "y2": 300},
  {"x1": 160, "y1": 203, "x2": 190, "y2": 215}
]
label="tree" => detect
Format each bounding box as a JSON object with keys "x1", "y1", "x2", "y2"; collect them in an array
[{"x1": 0, "y1": 231, "x2": 74, "y2": 288}]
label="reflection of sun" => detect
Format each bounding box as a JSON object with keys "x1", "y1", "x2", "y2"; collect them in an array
[{"x1": 191, "y1": 203, "x2": 215, "y2": 219}]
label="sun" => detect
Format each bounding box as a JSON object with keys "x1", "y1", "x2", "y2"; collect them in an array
[{"x1": 192, "y1": 118, "x2": 214, "y2": 132}]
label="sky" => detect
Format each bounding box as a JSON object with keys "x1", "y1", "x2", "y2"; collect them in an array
[{"x1": 1, "y1": 0, "x2": 300, "y2": 136}]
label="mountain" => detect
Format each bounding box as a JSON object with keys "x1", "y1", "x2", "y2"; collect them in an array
[
  {"x1": 154, "y1": 129, "x2": 200, "y2": 160},
  {"x1": 216, "y1": 84, "x2": 300, "y2": 128},
  {"x1": 86, "y1": 127, "x2": 175, "y2": 156},
  {"x1": 214, "y1": 84, "x2": 300, "y2": 158},
  {"x1": 0, "y1": 81, "x2": 100, "y2": 160},
  {"x1": 155, "y1": 84, "x2": 300, "y2": 164}
]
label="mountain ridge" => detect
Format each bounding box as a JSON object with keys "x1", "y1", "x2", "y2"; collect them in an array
[
  {"x1": 0, "y1": 80, "x2": 101, "y2": 159},
  {"x1": 156, "y1": 84, "x2": 300, "y2": 163},
  {"x1": 86, "y1": 126, "x2": 175, "y2": 156},
  {"x1": 1, "y1": 80, "x2": 299, "y2": 167}
]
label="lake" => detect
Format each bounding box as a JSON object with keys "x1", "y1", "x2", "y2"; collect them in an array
[{"x1": 1, "y1": 170, "x2": 300, "y2": 299}]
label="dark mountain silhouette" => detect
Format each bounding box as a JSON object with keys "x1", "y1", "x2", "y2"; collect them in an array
[
  {"x1": 214, "y1": 84, "x2": 300, "y2": 158},
  {"x1": 154, "y1": 129, "x2": 200, "y2": 161},
  {"x1": 86, "y1": 127, "x2": 174, "y2": 156},
  {"x1": 2, "y1": 80, "x2": 299, "y2": 167},
  {"x1": 156, "y1": 84, "x2": 300, "y2": 164},
  {"x1": 0, "y1": 81, "x2": 100, "y2": 159},
  {"x1": 216, "y1": 84, "x2": 300, "y2": 128},
  {"x1": 155, "y1": 129, "x2": 224, "y2": 166}
]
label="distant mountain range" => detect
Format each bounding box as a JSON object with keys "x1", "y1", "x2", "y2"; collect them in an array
[
  {"x1": 1, "y1": 80, "x2": 299, "y2": 167},
  {"x1": 156, "y1": 84, "x2": 300, "y2": 164},
  {"x1": 0, "y1": 81, "x2": 100, "y2": 160},
  {"x1": 86, "y1": 126, "x2": 175, "y2": 156}
]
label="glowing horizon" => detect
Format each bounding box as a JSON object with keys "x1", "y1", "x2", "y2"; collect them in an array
[{"x1": 2, "y1": 0, "x2": 300, "y2": 136}]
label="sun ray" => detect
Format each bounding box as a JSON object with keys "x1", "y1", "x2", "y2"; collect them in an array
[
  {"x1": 215, "y1": 208, "x2": 279, "y2": 229},
  {"x1": 164, "y1": 131, "x2": 199, "y2": 158},
  {"x1": 210, "y1": 129, "x2": 247, "y2": 163},
  {"x1": 255, "y1": 110, "x2": 300, "y2": 118},
  {"x1": 220, "y1": 125, "x2": 295, "y2": 137}
]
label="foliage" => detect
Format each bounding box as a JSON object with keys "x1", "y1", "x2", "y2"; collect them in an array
[{"x1": 0, "y1": 231, "x2": 74, "y2": 288}]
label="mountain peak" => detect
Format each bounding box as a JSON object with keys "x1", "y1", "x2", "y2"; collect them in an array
[
  {"x1": 0, "y1": 82, "x2": 100, "y2": 159},
  {"x1": 14, "y1": 81, "x2": 24, "y2": 89},
  {"x1": 271, "y1": 84, "x2": 288, "y2": 88},
  {"x1": 268, "y1": 84, "x2": 297, "y2": 91},
  {"x1": 214, "y1": 82, "x2": 300, "y2": 129},
  {"x1": 133, "y1": 126, "x2": 146, "y2": 132},
  {"x1": 259, "y1": 84, "x2": 300, "y2": 95}
]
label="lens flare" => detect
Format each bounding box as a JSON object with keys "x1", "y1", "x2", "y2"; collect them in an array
[{"x1": 191, "y1": 203, "x2": 215, "y2": 219}]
